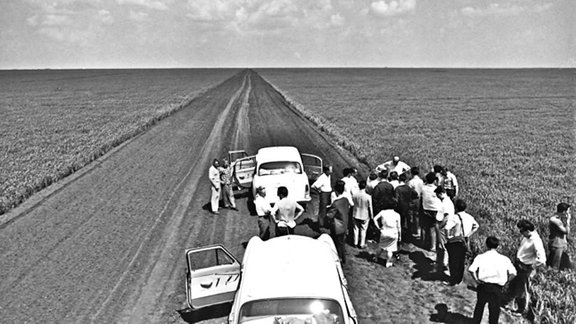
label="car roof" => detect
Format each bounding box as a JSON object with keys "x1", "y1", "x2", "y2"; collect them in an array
[
  {"x1": 238, "y1": 235, "x2": 344, "y2": 302},
  {"x1": 256, "y1": 146, "x2": 301, "y2": 164}
]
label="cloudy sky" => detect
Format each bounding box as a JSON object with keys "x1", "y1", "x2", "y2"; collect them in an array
[{"x1": 0, "y1": 0, "x2": 573, "y2": 69}]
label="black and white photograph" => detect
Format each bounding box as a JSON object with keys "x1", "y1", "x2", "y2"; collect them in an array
[{"x1": 0, "y1": 0, "x2": 574, "y2": 323}]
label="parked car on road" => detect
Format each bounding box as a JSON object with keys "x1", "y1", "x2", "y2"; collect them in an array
[
  {"x1": 185, "y1": 234, "x2": 357, "y2": 324},
  {"x1": 231, "y1": 146, "x2": 322, "y2": 206}
]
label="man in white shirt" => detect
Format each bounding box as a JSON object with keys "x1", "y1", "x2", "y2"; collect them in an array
[
  {"x1": 340, "y1": 167, "x2": 359, "y2": 206},
  {"x1": 208, "y1": 159, "x2": 221, "y2": 214},
  {"x1": 377, "y1": 156, "x2": 410, "y2": 177},
  {"x1": 272, "y1": 186, "x2": 304, "y2": 236},
  {"x1": 505, "y1": 219, "x2": 546, "y2": 315},
  {"x1": 352, "y1": 181, "x2": 373, "y2": 249},
  {"x1": 421, "y1": 172, "x2": 441, "y2": 251},
  {"x1": 468, "y1": 236, "x2": 516, "y2": 324},
  {"x1": 444, "y1": 199, "x2": 479, "y2": 285},
  {"x1": 311, "y1": 165, "x2": 333, "y2": 228},
  {"x1": 254, "y1": 186, "x2": 273, "y2": 240},
  {"x1": 435, "y1": 187, "x2": 454, "y2": 274},
  {"x1": 407, "y1": 166, "x2": 424, "y2": 238}
]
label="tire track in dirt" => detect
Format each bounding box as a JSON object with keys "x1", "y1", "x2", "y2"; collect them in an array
[{"x1": 100, "y1": 74, "x2": 252, "y2": 322}]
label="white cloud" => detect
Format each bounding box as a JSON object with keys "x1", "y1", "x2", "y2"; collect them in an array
[
  {"x1": 186, "y1": 0, "x2": 340, "y2": 31},
  {"x1": 116, "y1": 0, "x2": 170, "y2": 10},
  {"x1": 129, "y1": 10, "x2": 149, "y2": 21},
  {"x1": 370, "y1": 0, "x2": 416, "y2": 17},
  {"x1": 461, "y1": 2, "x2": 553, "y2": 17},
  {"x1": 186, "y1": 0, "x2": 235, "y2": 22},
  {"x1": 98, "y1": 9, "x2": 114, "y2": 24},
  {"x1": 330, "y1": 13, "x2": 344, "y2": 26}
]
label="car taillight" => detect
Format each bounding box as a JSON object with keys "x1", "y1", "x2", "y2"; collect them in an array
[{"x1": 305, "y1": 184, "x2": 310, "y2": 199}]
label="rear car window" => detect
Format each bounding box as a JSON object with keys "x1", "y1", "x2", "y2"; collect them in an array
[
  {"x1": 239, "y1": 298, "x2": 344, "y2": 323},
  {"x1": 258, "y1": 162, "x2": 302, "y2": 176}
]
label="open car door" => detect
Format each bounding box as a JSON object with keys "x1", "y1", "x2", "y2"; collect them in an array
[
  {"x1": 228, "y1": 150, "x2": 248, "y2": 165},
  {"x1": 185, "y1": 245, "x2": 241, "y2": 310},
  {"x1": 301, "y1": 153, "x2": 323, "y2": 182},
  {"x1": 233, "y1": 156, "x2": 255, "y2": 189}
]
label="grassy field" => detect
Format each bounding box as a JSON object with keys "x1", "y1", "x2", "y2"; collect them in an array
[
  {"x1": 0, "y1": 69, "x2": 237, "y2": 215},
  {"x1": 258, "y1": 68, "x2": 575, "y2": 323}
]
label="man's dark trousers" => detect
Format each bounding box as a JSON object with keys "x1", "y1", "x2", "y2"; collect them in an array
[{"x1": 473, "y1": 283, "x2": 503, "y2": 324}]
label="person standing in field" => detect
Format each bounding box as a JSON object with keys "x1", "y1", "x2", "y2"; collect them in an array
[
  {"x1": 395, "y1": 173, "x2": 419, "y2": 242},
  {"x1": 377, "y1": 156, "x2": 410, "y2": 177},
  {"x1": 372, "y1": 170, "x2": 397, "y2": 215},
  {"x1": 326, "y1": 180, "x2": 350, "y2": 264},
  {"x1": 434, "y1": 186, "x2": 454, "y2": 275},
  {"x1": 352, "y1": 180, "x2": 373, "y2": 249},
  {"x1": 365, "y1": 171, "x2": 380, "y2": 195},
  {"x1": 208, "y1": 158, "x2": 221, "y2": 215},
  {"x1": 441, "y1": 167, "x2": 459, "y2": 201},
  {"x1": 444, "y1": 199, "x2": 479, "y2": 285},
  {"x1": 433, "y1": 165, "x2": 445, "y2": 189},
  {"x1": 272, "y1": 186, "x2": 304, "y2": 236},
  {"x1": 373, "y1": 208, "x2": 401, "y2": 268},
  {"x1": 547, "y1": 202, "x2": 571, "y2": 270},
  {"x1": 219, "y1": 159, "x2": 238, "y2": 211},
  {"x1": 407, "y1": 166, "x2": 424, "y2": 238},
  {"x1": 311, "y1": 165, "x2": 333, "y2": 228},
  {"x1": 421, "y1": 172, "x2": 441, "y2": 251},
  {"x1": 468, "y1": 236, "x2": 517, "y2": 324},
  {"x1": 254, "y1": 186, "x2": 273, "y2": 240},
  {"x1": 504, "y1": 219, "x2": 546, "y2": 316},
  {"x1": 388, "y1": 171, "x2": 400, "y2": 189}
]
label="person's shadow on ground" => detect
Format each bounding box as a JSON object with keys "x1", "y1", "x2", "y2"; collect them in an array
[
  {"x1": 410, "y1": 251, "x2": 449, "y2": 282},
  {"x1": 430, "y1": 303, "x2": 473, "y2": 323}
]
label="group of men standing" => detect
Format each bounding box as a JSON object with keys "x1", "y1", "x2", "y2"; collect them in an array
[
  {"x1": 207, "y1": 154, "x2": 572, "y2": 324},
  {"x1": 208, "y1": 158, "x2": 238, "y2": 215}
]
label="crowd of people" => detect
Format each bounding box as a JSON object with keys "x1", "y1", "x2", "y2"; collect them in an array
[{"x1": 208, "y1": 154, "x2": 572, "y2": 323}]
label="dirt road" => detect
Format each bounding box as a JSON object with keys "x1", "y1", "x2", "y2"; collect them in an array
[{"x1": 0, "y1": 70, "x2": 522, "y2": 323}]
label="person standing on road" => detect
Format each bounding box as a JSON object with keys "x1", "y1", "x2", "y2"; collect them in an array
[
  {"x1": 352, "y1": 180, "x2": 373, "y2": 249},
  {"x1": 311, "y1": 165, "x2": 333, "y2": 228},
  {"x1": 373, "y1": 208, "x2": 401, "y2": 268},
  {"x1": 504, "y1": 219, "x2": 546, "y2": 316},
  {"x1": 395, "y1": 173, "x2": 419, "y2": 242},
  {"x1": 208, "y1": 158, "x2": 221, "y2": 215},
  {"x1": 434, "y1": 187, "x2": 454, "y2": 275},
  {"x1": 372, "y1": 170, "x2": 397, "y2": 215},
  {"x1": 407, "y1": 166, "x2": 424, "y2": 239},
  {"x1": 421, "y1": 172, "x2": 441, "y2": 251},
  {"x1": 365, "y1": 171, "x2": 380, "y2": 195},
  {"x1": 254, "y1": 186, "x2": 273, "y2": 240},
  {"x1": 468, "y1": 236, "x2": 517, "y2": 324},
  {"x1": 273, "y1": 186, "x2": 304, "y2": 236},
  {"x1": 219, "y1": 159, "x2": 238, "y2": 211},
  {"x1": 444, "y1": 199, "x2": 479, "y2": 285},
  {"x1": 326, "y1": 180, "x2": 350, "y2": 264},
  {"x1": 548, "y1": 202, "x2": 571, "y2": 270},
  {"x1": 340, "y1": 167, "x2": 359, "y2": 206}
]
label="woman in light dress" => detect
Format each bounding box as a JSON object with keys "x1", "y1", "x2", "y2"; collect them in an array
[{"x1": 373, "y1": 209, "x2": 401, "y2": 267}]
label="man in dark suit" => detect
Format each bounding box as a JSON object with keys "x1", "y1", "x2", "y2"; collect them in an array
[
  {"x1": 326, "y1": 180, "x2": 350, "y2": 264},
  {"x1": 372, "y1": 170, "x2": 397, "y2": 215}
]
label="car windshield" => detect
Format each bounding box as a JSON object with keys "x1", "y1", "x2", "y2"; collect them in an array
[
  {"x1": 239, "y1": 298, "x2": 344, "y2": 324},
  {"x1": 258, "y1": 162, "x2": 302, "y2": 176}
]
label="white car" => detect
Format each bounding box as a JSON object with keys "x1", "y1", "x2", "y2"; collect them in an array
[
  {"x1": 185, "y1": 234, "x2": 358, "y2": 324},
  {"x1": 231, "y1": 146, "x2": 322, "y2": 206}
]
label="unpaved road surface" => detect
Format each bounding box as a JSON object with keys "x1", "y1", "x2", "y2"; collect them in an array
[{"x1": 0, "y1": 70, "x2": 522, "y2": 323}]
